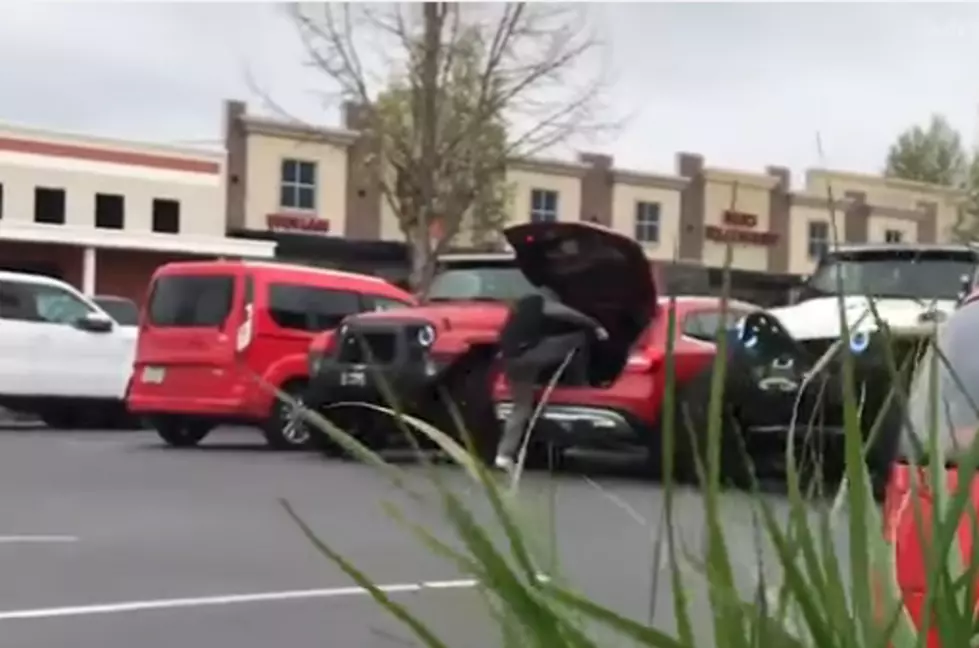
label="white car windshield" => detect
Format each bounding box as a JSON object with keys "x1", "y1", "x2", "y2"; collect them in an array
[
  {"x1": 903, "y1": 299, "x2": 979, "y2": 461},
  {"x1": 426, "y1": 267, "x2": 540, "y2": 303},
  {"x1": 803, "y1": 250, "x2": 976, "y2": 302}
]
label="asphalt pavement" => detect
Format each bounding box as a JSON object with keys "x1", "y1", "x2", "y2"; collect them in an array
[{"x1": 0, "y1": 425, "x2": 851, "y2": 648}]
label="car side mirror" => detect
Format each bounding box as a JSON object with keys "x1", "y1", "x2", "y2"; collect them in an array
[{"x1": 75, "y1": 312, "x2": 114, "y2": 333}]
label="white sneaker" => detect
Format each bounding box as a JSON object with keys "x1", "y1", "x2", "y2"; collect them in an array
[{"x1": 494, "y1": 455, "x2": 515, "y2": 472}]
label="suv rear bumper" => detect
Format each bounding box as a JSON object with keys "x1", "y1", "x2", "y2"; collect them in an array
[{"x1": 493, "y1": 401, "x2": 642, "y2": 449}]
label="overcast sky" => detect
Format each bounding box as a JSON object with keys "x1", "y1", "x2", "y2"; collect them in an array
[{"x1": 1, "y1": 2, "x2": 977, "y2": 189}]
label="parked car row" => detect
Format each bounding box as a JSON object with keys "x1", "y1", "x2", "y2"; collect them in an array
[
  {"x1": 1, "y1": 230, "x2": 973, "y2": 645},
  {"x1": 3, "y1": 225, "x2": 974, "y2": 492},
  {"x1": 294, "y1": 227, "x2": 979, "y2": 492}
]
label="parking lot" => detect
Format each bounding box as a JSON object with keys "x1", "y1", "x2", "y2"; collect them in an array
[{"x1": 0, "y1": 423, "x2": 847, "y2": 648}]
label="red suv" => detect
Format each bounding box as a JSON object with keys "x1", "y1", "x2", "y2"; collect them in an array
[
  {"x1": 127, "y1": 260, "x2": 415, "y2": 449},
  {"x1": 492, "y1": 295, "x2": 760, "y2": 467},
  {"x1": 303, "y1": 221, "x2": 659, "y2": 462}
]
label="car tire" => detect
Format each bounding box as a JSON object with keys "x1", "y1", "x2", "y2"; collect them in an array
[
  {"x1": 41, "y1": 409, "x2": 78, "y2": 429},
  {"x1": 850, "y1": 383, "x2": 904, "y2": 502},
  {"x1": 153, "y1": 417, "x2": 212, "y2": 448},
  {"x1": 85, "y1": 404, "x2": 139, "y2": 430},
  {"x1": 435, "y1": 347, "x2": 501, "y2": 466},
  {"x1": 524, "y1": 438, "x2": 564, "y2": 472},
  {"x1": 308, "y1": 406, "x2": 353, "y2": 459},
  {"x1": 654, "y1": 368, "x2": 752, "y2": 489},
  {"x1": 262, "y1": 380, "x2": 312, "y2": 451}
]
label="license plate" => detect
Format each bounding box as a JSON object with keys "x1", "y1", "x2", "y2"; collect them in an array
[
  {"x1": 340, "y1": 370, "x2": 366, "y2": 387},
  {"x1": 142, "y1": 366, "x2": 166, "y2": 384}
]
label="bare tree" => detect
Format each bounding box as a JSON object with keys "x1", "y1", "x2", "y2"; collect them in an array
[{"x1": 289, "y1": 2, "x2": 612, "y2": 292}]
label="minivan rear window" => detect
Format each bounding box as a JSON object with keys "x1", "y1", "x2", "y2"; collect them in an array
[{"x1": 148, "y1": 275, "x2": 234, "y2": 328}]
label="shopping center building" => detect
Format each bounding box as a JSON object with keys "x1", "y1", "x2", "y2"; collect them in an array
[
  {"x1": 223, "y1": 98, "x2": 967, "y2": 301},
  {"x1": 0, "y1": 121, "x2": 274, "y2": 303},
  {"x1": 0, "y1": 99, "x2": 967, "y2": 305}
]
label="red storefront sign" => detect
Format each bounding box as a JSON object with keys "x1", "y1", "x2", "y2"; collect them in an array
[
  {"x1": 705, "y1": 210, "x2": 778, "y2": 246},
  {"x1": 266, "y1": 213, "x2": 330, "y2": 235}
]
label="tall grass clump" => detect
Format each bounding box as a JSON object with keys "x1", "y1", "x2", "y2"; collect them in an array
[{"x1": 271, "y1": 196, "x2": 979, "y2": 647}]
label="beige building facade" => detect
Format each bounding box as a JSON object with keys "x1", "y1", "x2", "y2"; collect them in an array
[
  {"x1": 0, "y1": 120, "x2": 273, "y2": 304},
  {"x1": 224, "y1": 100, "x2": 968, "y2": 278}
]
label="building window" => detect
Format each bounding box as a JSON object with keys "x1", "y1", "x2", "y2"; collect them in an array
[
  {"x1": 280, "y1": 159, "x2": 317, "y2": 211},
  {"x1": 34, "y1": 187, "x2": 66, "y2": 225},
  {"x1": 807, "y1": 221, "x2": 829, "y2": 259},
  {"x1": 634, "y1": 201, "x2": 660, "y2": 243},
  {"x1": 530, "y1": 189, "x2": 558, "y2": 222},
  {"x1": 885, "y1": 229, "x2": 903, "y2": 243},
  {"x1": 152, "y1": 198, "x2": 180, "y2": 234},
  {"x1": 95, "y1": 193, "x2": 125, "y2": 230}
]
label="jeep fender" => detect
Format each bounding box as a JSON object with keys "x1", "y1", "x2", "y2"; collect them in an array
[{"x1": 256, "y1": 352, "x2": 309, "y2": 417}]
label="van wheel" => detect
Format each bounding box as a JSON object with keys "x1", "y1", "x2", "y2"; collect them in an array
[
  {"x1": 154, "y1": 418, "x2": 212, "y2": 448},
  {"x1": 263, "y1": 381, "x2": 311, "y2": 450}
]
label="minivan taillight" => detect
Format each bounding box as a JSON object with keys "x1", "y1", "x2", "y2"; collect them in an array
[{"x1": 236, "y1": 303, "x2": 254, "y2": 354}]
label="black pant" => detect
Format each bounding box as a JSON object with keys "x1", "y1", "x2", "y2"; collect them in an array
[{"x1": 496, "y1": 331, "x2": 586, "y2": 459}]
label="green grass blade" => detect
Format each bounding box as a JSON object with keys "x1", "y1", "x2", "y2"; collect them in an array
[{"x1": 543, "y1": 582, "x2": 688, "y2": 648}]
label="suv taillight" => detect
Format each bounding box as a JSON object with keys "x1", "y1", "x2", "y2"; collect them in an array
[
  {"x1": 627, "y1": 353, "x2": 653, "y2": 371},
  {"x1": 625, "y1": 326, "x2": 658, "y2": 372}
]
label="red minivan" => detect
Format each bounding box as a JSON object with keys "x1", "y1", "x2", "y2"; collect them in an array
[{"x1": 127, "y1": 260, "x2": 415, "y2": 449}]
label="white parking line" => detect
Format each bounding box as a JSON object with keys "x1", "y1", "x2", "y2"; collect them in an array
[
  {"x1": 0, "y1": 535, "x2": 79, "y2": 544},
  {"x1": 0, "y1": 573, "x2": 552, "y2": 621},
  {"x1": 0, "y1": 579, "x2": 480, "y2": 621}
]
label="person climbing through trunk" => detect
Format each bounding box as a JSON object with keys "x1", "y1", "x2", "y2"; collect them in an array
[{"x1": 494, "y1": 289, "x2": 607, "y2": 472}]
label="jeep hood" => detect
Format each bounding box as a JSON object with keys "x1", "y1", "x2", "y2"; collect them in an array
[
  {"x1": 349, "y1": 302, "x2": 510, "y2": 333},
  {"x1": 767, "y1": 296, "x2": 956, "y2": 341},
  {"x1": 504, "y1": 221, "x2": 656, "y2": 347}
]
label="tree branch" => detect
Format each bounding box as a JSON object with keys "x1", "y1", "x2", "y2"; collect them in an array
[{"x1": 274, "y1": 2, "x2": 615, "y2": 290}]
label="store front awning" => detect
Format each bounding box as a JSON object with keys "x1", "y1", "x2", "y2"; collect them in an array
[{"x1": 1, "y1": 221, "x2": 276, "y2": 258}]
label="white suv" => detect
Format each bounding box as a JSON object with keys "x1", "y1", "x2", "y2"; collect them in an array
[{"x1": 0, "y1": 271, "x2": 138, "y2": 428}]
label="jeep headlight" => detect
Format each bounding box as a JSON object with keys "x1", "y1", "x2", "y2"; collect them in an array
[
  {"x1": 417, "y1": 324, "x2": 436, "y2": 347},
  {"x1": 849, "y1": 329, "x2": 871, "y2": 355}
]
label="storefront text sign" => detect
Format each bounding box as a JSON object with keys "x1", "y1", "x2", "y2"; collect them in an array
[
  {"x1": 705, "y1": 210, "x2": 778, "y2": 246},
  {"x1": 266, "y1": 213, "x2": 330, "y2": 236}
]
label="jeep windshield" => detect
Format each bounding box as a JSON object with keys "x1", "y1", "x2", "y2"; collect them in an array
[
  {"x1": 426, "y1": 267, "x2": 539, "y2": 303},
  {"x1": 800, "y1": 249, "x2": 977, "y2": 302}
]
